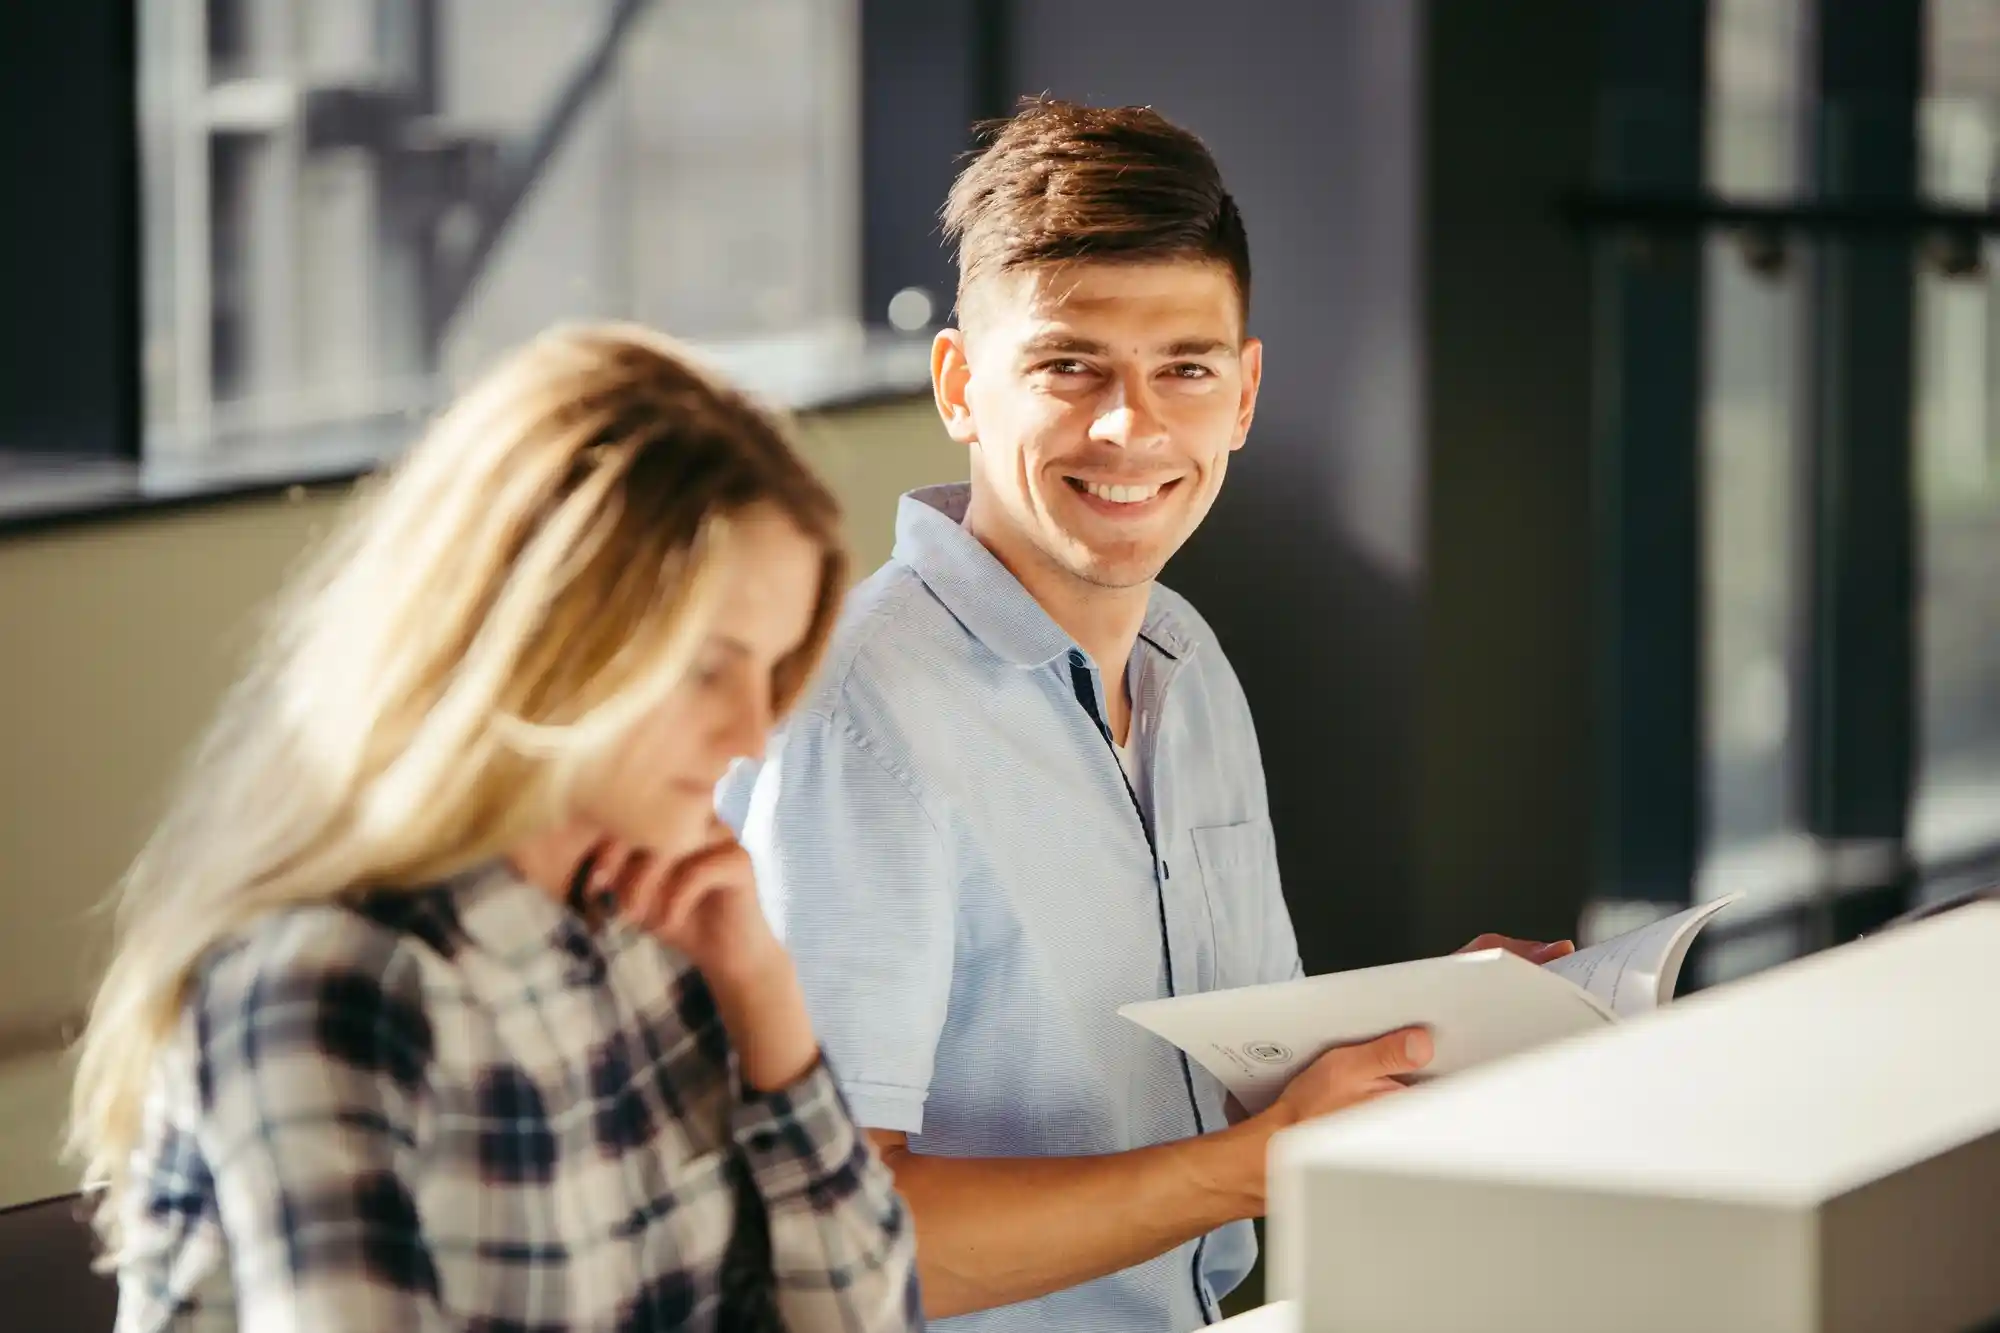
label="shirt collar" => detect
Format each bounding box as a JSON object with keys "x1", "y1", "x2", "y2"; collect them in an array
[
  {"x1": 451, "y1": 861, "x2": 611, "y2": 988},
  {"x1": 892, "y1": 483, "x2": 1204, "y2": 668}
]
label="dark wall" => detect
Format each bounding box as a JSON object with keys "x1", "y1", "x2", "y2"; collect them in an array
[
  {"x1": 1005, "y1": 0, "x2": 1598, "y2": 967},
  {"x1": 1413, "y1": 1, "x2": 1598, "y2": 956},
  {"x1": 859, "y1": 0, "x2": 1010, "y2": 326}
]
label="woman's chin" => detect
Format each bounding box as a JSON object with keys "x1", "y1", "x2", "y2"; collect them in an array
[{"x1": 629, "y1": 802, "x2": 729, "y2": 866}]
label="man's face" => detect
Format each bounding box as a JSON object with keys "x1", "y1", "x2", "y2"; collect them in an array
[{"x1": 935, "y1": 259, "x2": 1262, "y2": 591}]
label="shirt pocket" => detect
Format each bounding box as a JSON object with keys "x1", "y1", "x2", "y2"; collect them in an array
[{"x1": 1190, "y1": 818, "x2": 1278, "y2": 990}]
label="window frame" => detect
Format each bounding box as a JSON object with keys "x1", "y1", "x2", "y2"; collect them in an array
[
  {"x1": 1, "y1": 0, "x2": 982, "y2": 534},
  {"x1": 1582, "y1": 0, "x2": 2000, "y2": 986}
]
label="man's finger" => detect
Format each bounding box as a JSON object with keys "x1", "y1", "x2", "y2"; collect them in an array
[
  {"x1": 1354, "y1": 1026, "x2": 1432, "y2": 1078},
  {"x1": 1464, "y1": 934, "x2": 1575, "y2": 962}
]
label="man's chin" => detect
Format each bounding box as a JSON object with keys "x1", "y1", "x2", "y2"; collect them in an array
[
  {"x1": 1061, "y1": 552, "x2": 1170, "y2": 591},
  {"x1": 1029, "y1": 521, "x2": 1177, "y2": 591}
]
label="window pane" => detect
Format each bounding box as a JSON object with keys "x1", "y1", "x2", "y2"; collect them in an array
[
  {"x1": 138, "y1": 0, "x2": 860, "y2": 456},
  {"x1": 1914, "y1": 0, "x2": 2000, "y2": 867},
  {"x1": 1700, "y1": 0, "x2": 1810, "y2": 883}
]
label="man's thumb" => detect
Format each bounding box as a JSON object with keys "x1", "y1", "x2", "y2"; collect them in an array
[{"x1": 1381, "y1": 1027, "x2": 1433, "y2": 1074}]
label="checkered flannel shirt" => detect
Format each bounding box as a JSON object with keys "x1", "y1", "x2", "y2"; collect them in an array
[{"x1": 112, "y1": 862, "x2": 923, "y2": 1332}]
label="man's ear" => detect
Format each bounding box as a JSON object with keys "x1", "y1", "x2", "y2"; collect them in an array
[
  {"x1": 1232, "y1": 336, "x2": 1263, "y2": 452},
  {"x1": 933, "y1": 328, "x2": 978, "y2": 446}
]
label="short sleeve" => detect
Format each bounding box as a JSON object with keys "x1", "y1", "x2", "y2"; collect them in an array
[{"x1": 738, "y1": 711, "x2": 955, "y2": 1133}]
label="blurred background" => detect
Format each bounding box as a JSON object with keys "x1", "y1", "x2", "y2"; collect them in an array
[{"x1": 0, "y1": 0, "x2": 1995, "y2": 1257}]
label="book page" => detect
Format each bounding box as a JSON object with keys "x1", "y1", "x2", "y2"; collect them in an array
[
  {"x1": 1541, "y1": 894, "x2": 1742, "y2": 1018},
  {"x1": 1120, "y1": 951, "x2": 1615, "y2": 1115}
]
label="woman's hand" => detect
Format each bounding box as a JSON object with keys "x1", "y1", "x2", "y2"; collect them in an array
[
  {"x1": 604, "y1": 819, "x2": 780, "y2": 984},
  {"x1": 597, "y1": 822, "x2": 819, "y2": 1092}
]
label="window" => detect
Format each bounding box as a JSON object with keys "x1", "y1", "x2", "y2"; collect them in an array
[
  {"x1": 136, "y1": 0, "x2": 862, "y2": 461},
  {"x1": 1592, "y1": 0, "x2": 2000, "y2": 982},
  {"x1": 1701, "y1": 0, "x2": 1809, "y2": 876},
  {"x1": 1914, "y1": 0, "x2": 2000, "y2": 871}
]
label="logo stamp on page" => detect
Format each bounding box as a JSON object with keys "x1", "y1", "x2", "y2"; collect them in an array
[{"x1": 1242, "y1": 1041, "x2": 1294, "y2": 1065}]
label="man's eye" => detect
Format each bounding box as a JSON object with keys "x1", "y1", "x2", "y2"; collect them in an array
[
  {"x1": 1039, "y1": 359, "x2": 1091, "y2": 376},
  {"x1": 1167, "y1": 363, "x2": 1213, "y2": 379}
]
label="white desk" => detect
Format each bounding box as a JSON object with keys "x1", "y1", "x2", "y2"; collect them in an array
[
  {"x1": 1211, "y1": 1301, "x2": 1296, "y2": 1331},
  {"x1": 1268, "y1": 904, "x2": 2000, "y2": 1333}
]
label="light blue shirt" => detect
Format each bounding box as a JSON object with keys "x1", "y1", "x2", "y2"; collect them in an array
[{"x1": 719, "y1": 484, "x2": 1300, "y2": 1333}]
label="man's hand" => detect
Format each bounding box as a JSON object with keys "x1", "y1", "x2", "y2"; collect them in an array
[
  {"x1": 1256, "y1": 1026, "x2": 1435, "y2": 1132},
  {"x1": 1234, "y1": 937, "x2": 1569, "y2": 1131},
  {"x1": 870, "y1": 1023, "x2": 1432, "y2": 1322},
  {"x1": 1458, "y1": 933, "x2": 1575, "y2": 963},
  {"x1": 1232, "y1": 938, "x2": 1567, "y2": 1136}
]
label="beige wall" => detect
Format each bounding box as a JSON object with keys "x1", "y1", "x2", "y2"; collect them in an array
[{"x1": 0, "y1": 398, "x2": 957, "y2": 1205}]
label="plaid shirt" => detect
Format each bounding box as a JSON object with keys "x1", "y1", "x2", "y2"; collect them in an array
[{"x1": 113, "y1": 863, "x2": 923, "y2": 1332}]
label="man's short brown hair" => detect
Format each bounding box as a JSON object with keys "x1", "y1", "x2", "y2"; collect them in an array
[{"x1": 941, "y1": 97, "x2": 1251, "y2": 319}]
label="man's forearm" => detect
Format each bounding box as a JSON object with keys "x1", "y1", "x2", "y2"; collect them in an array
[{"x1": 871, "y1": 1123, "x2": 1276, "y2": 1319}]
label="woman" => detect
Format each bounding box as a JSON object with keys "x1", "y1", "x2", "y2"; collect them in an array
[{"x1": 68, "y1": 325, "x2": 923, "y2": 1331}]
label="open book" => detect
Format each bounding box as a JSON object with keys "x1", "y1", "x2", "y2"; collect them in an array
[{"x1": 1120, "y1": 895, "x2": 1741, "y2": 1115}]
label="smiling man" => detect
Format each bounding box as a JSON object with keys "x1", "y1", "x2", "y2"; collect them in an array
[{"x1": 720, "y1": 99, "x2": 1565, "y2": 1332}]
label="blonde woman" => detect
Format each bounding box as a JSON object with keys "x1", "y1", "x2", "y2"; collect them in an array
[{"x1": 68, "y1": 325, "x2": 923, "y2": 1332}]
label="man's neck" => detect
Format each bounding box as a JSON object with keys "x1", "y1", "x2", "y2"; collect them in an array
[
  {"x1": 1056, "y1": 587, "x2": 1149, "y2": 745},
  {"x1": 963, "y1": 509, "x2": 1150, "y2": 745}
]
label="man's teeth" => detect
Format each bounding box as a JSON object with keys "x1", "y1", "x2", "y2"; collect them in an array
[{"x1": 1082, "y1": 481, "x2": 1162, "y2": 504}]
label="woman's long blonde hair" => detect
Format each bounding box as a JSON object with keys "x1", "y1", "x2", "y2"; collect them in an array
[{"x1": 68, "y1": 323, "x2": 847, "y2": 1256}]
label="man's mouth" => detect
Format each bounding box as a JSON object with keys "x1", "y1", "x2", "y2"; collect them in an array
[{"x1": 1063, "y1": 476, "x2": 1181, "y2": 509}]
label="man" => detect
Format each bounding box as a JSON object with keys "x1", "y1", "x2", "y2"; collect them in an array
[{"x1": 719, "y1": 99, "x2": 1569, "y2": 1330}]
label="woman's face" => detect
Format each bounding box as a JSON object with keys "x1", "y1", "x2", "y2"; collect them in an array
[{"x1": 575, "y1": 505, "x2": 825, "y2": 865}]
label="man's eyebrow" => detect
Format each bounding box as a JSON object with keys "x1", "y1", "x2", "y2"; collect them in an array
[
  {"x1": 1018, "y1": 334, "x2": 1238, "y2": 358},
  {"x1": 1019, "y1": 333, "x2": 1112, "y2": 357},
  {"x1": 1159, "y1": 338, "x2": 1236, "y2": 358}
]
